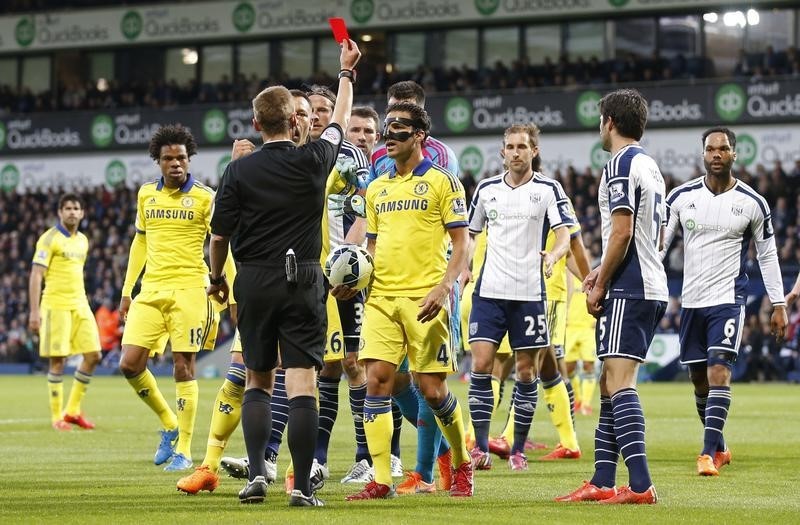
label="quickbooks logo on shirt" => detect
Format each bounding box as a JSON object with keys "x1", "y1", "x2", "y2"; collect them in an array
[
  {"x1": 203, "y1": 110, "x2": 227, "y2": 143},
  {"x1": 232, "y1": 2, "x2": 256, "y2": 33},
  {"x1": 576, "y1": 90, "x2": 601, "y2": 128},
  {"x1": 715, "y1": 84, "x2": 746, "y2": 122},
  {"x1": 105, "y1": 159, "x2": 127, "y2": 187},
  {"x1": 475, "y1": 0, "x2": 500, "y2": 16},
  {"x1": 16, "y1": 17, "x2": 35, "y2": 47},
  {"x1": 590, "y1": 141, "x2": 611, "y2": 170},
  {"x1": 735, "y1": 134, "x2": 757, "y2": 167},
  {"x1": 91, "y1": 114, "x2": 114, "y2": 147},
  {"x1": 445, "y1": 97, "x2": 472, "y2": 133},
  {"x1": 121, "y1": 11, "x2": 143, "y2": 41},
  {"x1": 1, "y1": 164, "x2": 20, "y2": 191},
  {"x1": 351, "y1": 0, "x2": 374, "y2": 23},
  {"x1": 459, "y1": 146, "x2": 484, "y2": 175}
]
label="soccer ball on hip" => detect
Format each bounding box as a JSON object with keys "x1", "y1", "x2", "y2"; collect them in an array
[{"x1": 323, "y1": 244, "x2": 374, "y2": 290}]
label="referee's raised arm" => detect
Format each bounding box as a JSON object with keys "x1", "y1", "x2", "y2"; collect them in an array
[{"x1": 331, "y1": 39, "x2": 361, "y2": 131}]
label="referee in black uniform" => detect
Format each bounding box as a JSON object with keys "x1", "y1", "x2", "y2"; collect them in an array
[{"x1": 207, "y1": 39, "x2": 361, "y2": 507}]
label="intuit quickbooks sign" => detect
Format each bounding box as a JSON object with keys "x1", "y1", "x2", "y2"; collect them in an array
[
  {"x1": 14, "y1": 14, "x2": 110, "y2": 47},
  {"x1": 3, "y1": 118, "x2": 81, "y2": 150},
  {"x1": 439, "y1": 94, "x2": 566, "y2": 134},
  {"x1": 715, "y1": 82, "x2": 800, "y2": 123}
]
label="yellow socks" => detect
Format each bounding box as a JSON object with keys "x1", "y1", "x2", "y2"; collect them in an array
[
  {"x1": 432, "y1": 392, "x2": 470, "y2": 467},
  {"x1": 364, "y1": 396, "x2": 393, "y2": 486},
  {"x1": 175, "y1": 380, "x2": 199, "y2": 457},
  {"x1": 47, "y1": 372, "x2": 63, "y2": 423},
  {"x1": 127, "y1": 369, "x2": 178, "y2": 430},
  {"x1": 581, "y1": 372, "x2": 597, "y2": 410},
  {"x1": 64, "y1": 370, "x2": 92, "y2": 417},
  {"x1": 203, "y1": 371, "x2": 245, "y2": 471},
  {"x1": 542, "y1": 376, "x2": 579, "y2": 451}
]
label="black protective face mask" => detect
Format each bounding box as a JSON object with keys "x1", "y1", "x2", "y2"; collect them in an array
[
  {"x1": 382, "y1": 129, "x2": 415, "y2": 142},
  {"x1": 382, "y1": 116, "x2": 426, "y2": 142}
]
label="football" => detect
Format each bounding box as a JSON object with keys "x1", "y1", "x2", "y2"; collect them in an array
[{"x1": 323, "y1": 244, "x2": 374, "y2": 290}]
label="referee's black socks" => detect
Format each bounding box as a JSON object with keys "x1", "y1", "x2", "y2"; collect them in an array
[
  {"x1": 288, "y1": 395, "x2": 319, "y2": 497},
  {"x1": 241, "y1": 389, "x2": 272, "y2": 480}
]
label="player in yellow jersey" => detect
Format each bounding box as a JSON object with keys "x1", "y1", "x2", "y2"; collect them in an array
[
  {"x1": 28, "y1": 194, "x2": 102, "y2": 431},
  {"x1": 119, "y1": 124, "x2": 236, "y2": 473},
  {"x1": 179, "y1": 92, "x2": 314, "y2": 494},
  {"x1": 345, "y1": 102, "x2": 473, "y2": 500},
  {"x1": 565, "y1": 272, "x2": 598, "y2": 416}
]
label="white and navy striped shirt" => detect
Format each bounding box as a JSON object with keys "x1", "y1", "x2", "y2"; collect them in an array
[
  {"x1": 598, "y1": 144, "x2": 668, "y2": 301},
  {"x1": 469, "y1": 172, "x2": 575, "y2": 301},
  {"x1": 662, "y1": 177, "x2": 784, "y2": 308}
]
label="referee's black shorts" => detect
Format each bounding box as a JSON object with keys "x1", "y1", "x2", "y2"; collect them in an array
[{"x1": 234, "y1": 262, "x2": 327, "y2": 372}]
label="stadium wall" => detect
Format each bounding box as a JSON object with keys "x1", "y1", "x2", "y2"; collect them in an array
[{"x1": 1, "y1": 122, "x2": 797, "y2": 192}]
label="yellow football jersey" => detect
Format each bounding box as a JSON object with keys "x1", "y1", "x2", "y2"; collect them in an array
[
  {"x1": 544, "y1": 198, "x2": 581, "y2": 303},
  {"x1": 132, "y1": 175, "x2": 215, "y2": 292},
  {"x1": 32, "y1": 224, "x2": 89, "y2": 309},
  {"x1": 566, "y1": 275, "x2": 596, "y2": 330},
  {"x1": 366, "y1": 158, "x2": 467, "y2": 297},
  {"x1": 320, "y1": 167, "x2": 358, "y2": 264}
]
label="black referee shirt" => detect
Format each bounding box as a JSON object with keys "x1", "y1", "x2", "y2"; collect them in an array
[{"x1": 211, "y1": 123, "x2": 343, "y2": 263}]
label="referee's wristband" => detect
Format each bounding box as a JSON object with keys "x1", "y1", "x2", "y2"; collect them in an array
[
  {"x1": 209, "y1": 274, "x2": 226, "y2": 286},
  {"x1": 339, "y1": 69, "x2": 356, "y2": 83}
]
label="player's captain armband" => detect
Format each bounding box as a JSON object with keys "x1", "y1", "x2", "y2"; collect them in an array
[
  {"x1": 320, "y1": 126, "x2": 343, "y2": 145},
  {"x1": 451, "y1": 197, "x2": 467, "y2": 216}
]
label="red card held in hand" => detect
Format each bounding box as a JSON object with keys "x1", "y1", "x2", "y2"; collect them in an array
[{"x1": 329, "y1": 17, "x2": 350, "y2": 43}]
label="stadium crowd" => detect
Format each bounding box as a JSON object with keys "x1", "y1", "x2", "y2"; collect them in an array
[
  {"x1": 0, "y1": 185, "x2": 235, "y2": 368},
  {"x1": 2, "y1": 45, "x2": 799, "y2": 115},
  {"x1": 2, "y1": 157, "x2": 800, "y2": 380}
]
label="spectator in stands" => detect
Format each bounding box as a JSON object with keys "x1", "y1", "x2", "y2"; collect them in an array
[
  {"x1": 733, "y1": 49, "x2": 752, "y2": 77},
  {"x1": 95, "y1": 296, "x2": 122, "y2": 357}
]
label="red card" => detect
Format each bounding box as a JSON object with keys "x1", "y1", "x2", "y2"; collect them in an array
[{"x1": 329, "y1": 17, "x2": 350, "y2": 43}]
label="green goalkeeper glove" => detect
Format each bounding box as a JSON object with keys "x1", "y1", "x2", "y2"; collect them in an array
[
  {"x1": 335, "y1": 156, "x2": 360, "y2": 188},
  {"x1": 328, "y1": 193, "x2": 366, "y2": 218}
]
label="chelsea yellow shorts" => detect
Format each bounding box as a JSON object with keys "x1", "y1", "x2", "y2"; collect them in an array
[
  {"x1": 122, "y1": 288, "x2": 215, "y2": 353},
  {"x1": 460, "y1": 280, "x2": 511, "y2": 355},
  {"x1": 324, "y1": 293, "x2": 345, "y2": 363},
  {"x1": 565, "y1": 326, "x2": 597, "y2": 363},
  {"x1": 360, "y1": 295, "x2": 456, "y2": 373},
  {"x1": 39, "y1": 302, "x2": 100, "y2": 357},
  {"x1": 324, "y1": 291, "x2": 364, "y2": 363}
]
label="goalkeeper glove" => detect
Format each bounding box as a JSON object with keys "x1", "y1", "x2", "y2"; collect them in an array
[
  {"x1": 335, "y1": 156, "x2": 361, "y2": 189},
  {"x1": 328, "y1": 193, "x2": 366, "y2": 218}
]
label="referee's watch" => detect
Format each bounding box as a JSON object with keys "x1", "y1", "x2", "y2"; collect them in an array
[
  {"x1": 339, "y1": 69, "x2": 357, "y2": 83},
  {"x1": 209, "y1": 274, "x2": 226, "y2": 286}
]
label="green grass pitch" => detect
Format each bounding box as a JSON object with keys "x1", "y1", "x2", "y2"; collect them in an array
[{"x1": 0, "y1": 376, "x2": 797, "y2": 524}]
